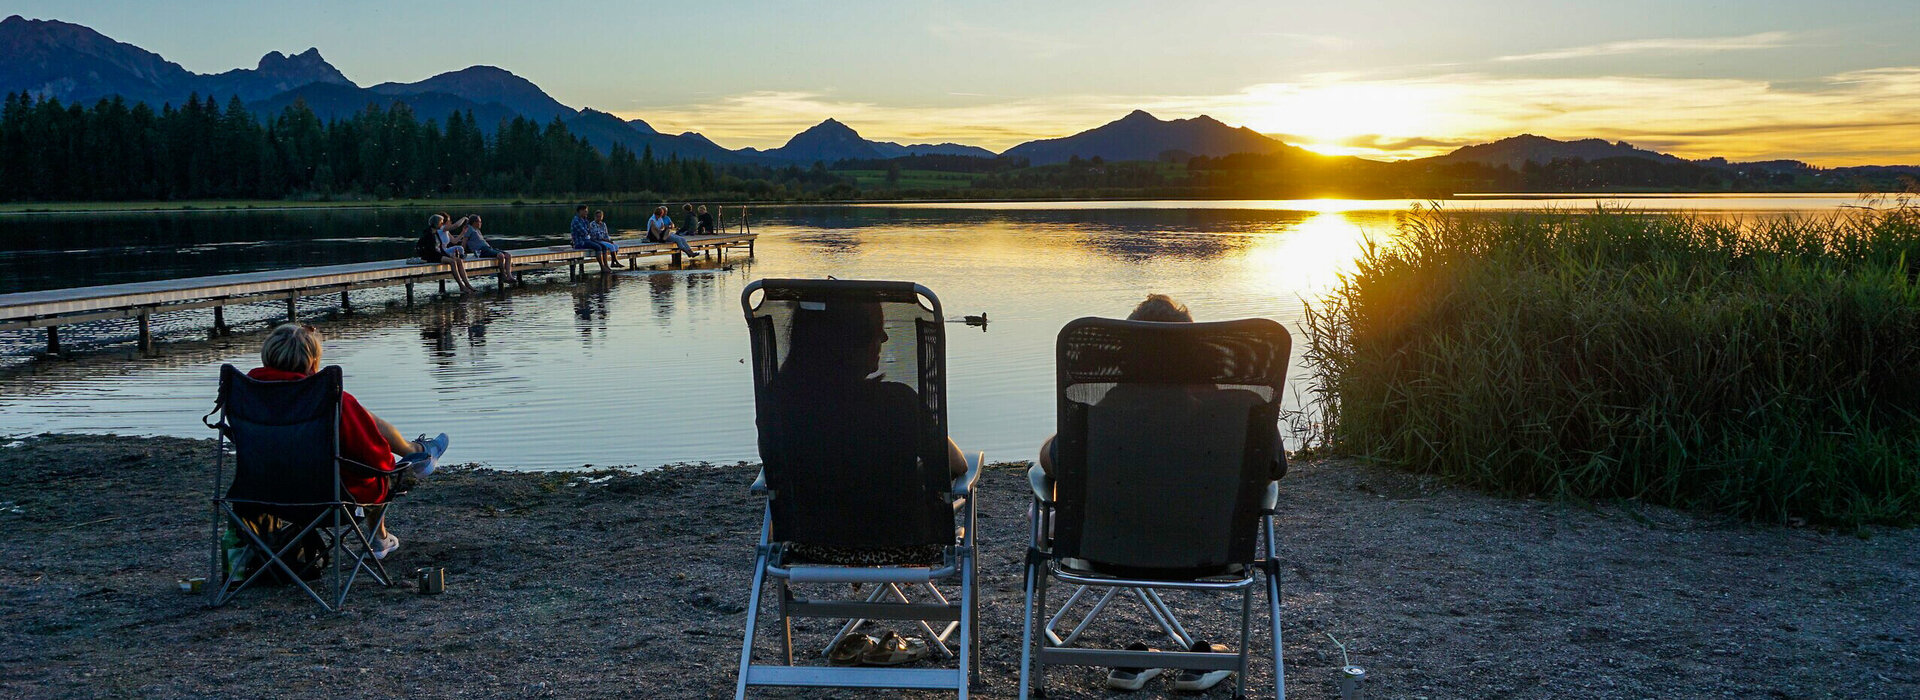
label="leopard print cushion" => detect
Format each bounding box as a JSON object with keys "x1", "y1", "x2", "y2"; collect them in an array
[{"x1": 783, "y1": 543, "x2": 947, "y2": 566}]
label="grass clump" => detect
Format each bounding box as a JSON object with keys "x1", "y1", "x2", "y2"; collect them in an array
[{"x1": 1304, "y1": 200, "x2": 1920, "y2": 525}]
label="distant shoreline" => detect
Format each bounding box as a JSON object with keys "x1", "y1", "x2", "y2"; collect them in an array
[{"x1": 0, "y1": 191, "x2": 1880, "y2": 216}]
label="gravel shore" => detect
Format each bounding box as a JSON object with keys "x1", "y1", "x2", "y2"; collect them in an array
[{"x1": 1, "y1": 434, "x2": 1915, "y2": 698}]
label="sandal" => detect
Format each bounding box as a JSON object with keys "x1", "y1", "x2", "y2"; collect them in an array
[
  {"x1": 827, "y1": 634, "x2": 877, "y2": 666},
  {"x1": 1170, "y1": 640, "x2": 1235, "y2": 691},
  {"x1": 859, "y1": 631, "x2": 930, "y2": 666}
]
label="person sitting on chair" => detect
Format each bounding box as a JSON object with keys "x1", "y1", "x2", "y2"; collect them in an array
[
  {"x1": 246, "y1": 323, "x2": 450, "y2": 560},
  {"x1": 1036, "y1": 293, "x2": 1286, "y2": 482},
  {"x1": 1032, "y1": 293, "x2": 1285, "y2": 692}
]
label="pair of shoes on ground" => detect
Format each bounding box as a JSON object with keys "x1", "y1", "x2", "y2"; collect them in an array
[
  {"x1": 1106, "y1": 640, "x2": 1235, "y2": 692},
  {"x1": 398, "y1": 433, "x2": 450, "y2": 477},
  {"x1": 827, "y1": 631, "x2": 931, "y2": 667}
]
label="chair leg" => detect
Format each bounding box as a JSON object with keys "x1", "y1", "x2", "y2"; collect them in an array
[
  {"x1": 777, "y1": 580, "x2": 794, "y2": 666},
  {"x1": 1018, "y1": 553, "x2": 1040, "y2": 700},
  {"x1": 1267, "y1": 516, "x2": 1287, "y2": 700},
  {"x1": 1236, "y1": 585, "x2": 1254, "y2": 700},
  {"x1": 735, "y1": 547, "x2": 770, "y2": 698},
  {"x1": 957, "y1": 547, "x2": 974, "y2": 700},
  {"x1": 1138, "y1": 588, "x2": 1196, "y2": 649}
]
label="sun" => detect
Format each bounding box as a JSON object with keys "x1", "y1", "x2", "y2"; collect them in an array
[{"x1": 1235, "y1": 83, "x2": 1446, "y2": 158}]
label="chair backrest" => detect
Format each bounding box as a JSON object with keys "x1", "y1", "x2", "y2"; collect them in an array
[
  {"x1": 742, "y1": 279, "x2": 954, "y2": 549},
  {"x1": 217, "y1": 364, "x2": 344, "y2": 506},
  {"x1": 1051, "y1": 317, "x2": 1291, "y2": 578}
]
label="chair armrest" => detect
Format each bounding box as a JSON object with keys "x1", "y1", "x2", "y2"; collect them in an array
[
  {"x1": 340, "y1": 456, "x2": 398, "y2": 476},
  {"x1": 951, "y1": 452, "x2": 983, "y2": 496},
  {"x1": 750, "y1": 469, "x2": 769, "y2": 494},
  {"x1": 1027, "y1": 464, "x2": 1054, "y2": 505},
  {"x1": 1262, "y1": 480, "x2": 1280, "y2": 513}
]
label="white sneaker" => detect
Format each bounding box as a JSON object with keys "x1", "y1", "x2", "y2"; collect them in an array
[{"x1": 371, "y1": 533, "x2": 400, "y2": 560}]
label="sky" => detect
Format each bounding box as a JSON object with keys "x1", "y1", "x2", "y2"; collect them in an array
[{"x1": 17, "y1": 1, "x2": 1920, "y2": 165}]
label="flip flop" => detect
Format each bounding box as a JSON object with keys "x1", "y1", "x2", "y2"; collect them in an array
[
  {"x1": 827, "y1": 634, "x2": 878, "y2": 666},
  {"x1": 1105, "y1": 641, "x2": 1163, "y2": 690},
  {"x1": 859, "y1": 631, "x2": 930, "y2": 666}
]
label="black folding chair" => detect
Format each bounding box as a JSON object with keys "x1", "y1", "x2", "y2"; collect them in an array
[
  {"x1": 205, "y1": 364, "x2": 403, "y2": 612},
  {"x1": 734, "y1": 279, "x2": 983, "y2": 698},
  {"x1": 1020, "y1": 317, "x2": 1291, "y2": 699}
]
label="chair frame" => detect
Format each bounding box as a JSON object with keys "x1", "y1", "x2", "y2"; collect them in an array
[
  {"x1": 1017, "y1": 317, "x2": 1290, "y2": 699},
  {"x1": 205, "y1": 365, "x2": 402, "y2": 612},
  {"x1": 733, "y1": 279, "x2": 982, "y2": 698}
]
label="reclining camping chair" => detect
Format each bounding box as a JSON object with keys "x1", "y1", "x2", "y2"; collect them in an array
[
  {"x1": 205, "y1": 364, "x2": 401, "y2": 612},
  {"x1": 1019, "y1": 317, "x2": 1291, "y2": 699},
  {"x1": 734, "y1": 279, "x2": 983, "y2": 698}
]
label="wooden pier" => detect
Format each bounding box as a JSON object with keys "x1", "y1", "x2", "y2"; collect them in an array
[{"x1": 0, "y1": 233, "x2": 756, "y2": 354}]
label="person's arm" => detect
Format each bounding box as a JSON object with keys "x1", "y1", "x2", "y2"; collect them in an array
[{"x1": 365, "y1": 409, "x2": 421, "y2": 457}]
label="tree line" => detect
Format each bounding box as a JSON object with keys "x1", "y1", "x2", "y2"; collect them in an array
[{"x1": 0, "y1": 92, "x2": 855, "y2": 202}]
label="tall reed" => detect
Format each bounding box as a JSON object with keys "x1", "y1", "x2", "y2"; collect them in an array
[{"x1": 1304, "y1": 201, "x2": 1920, "y2": 525}]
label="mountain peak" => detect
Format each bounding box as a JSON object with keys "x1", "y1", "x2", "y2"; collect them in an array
[
  {"x1": 1003, "y1": 110, "x2": 1292, "y2": 165},
  {"x1": 1119, "y1": 109, "x2": 1160, "y2": 123}
]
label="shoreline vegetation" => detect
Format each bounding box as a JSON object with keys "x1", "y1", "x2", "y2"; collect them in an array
[
  {"x1": 5, "y1": 95, "x2": 1917, "y2": 214},
  {"x1": 1303, "y1": 201, "x2": 1920, "y2": 527},
  {"x1": 3, "y1": 435, "x2": 1915, "y2": 698}
]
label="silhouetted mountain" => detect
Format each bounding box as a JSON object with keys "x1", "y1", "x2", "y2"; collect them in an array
[
  {"x1": 565, "y1": 108, "x2": 749, "y2": 163},
  {"x1": 201, "y1": 48, "x2": 352, "y2": 102},
  {"x1": 370, "y1": 66, "x2": 574, "y2": 123},
  {"x1": 871, "y1": 141, "x2": 998, "y2": 158},
  {"x1": 246, "y1": 82, "x2": 521, "y2": 130},
  {"x1": 0, "y1": 15, "x2": 199, "y2": 105},
  {"x1": 627, "y1": 117, "x2": 658, "y2": 134},
  {"x1": 757, "y1": 119, "x2": 889, "y2": 162},
  {"x1": 1002, "y1": 110, "x2": 1299, "y2": 165},
  {"x1": 1425, "y1": 134, "x2": 1687, "y2": 169}
]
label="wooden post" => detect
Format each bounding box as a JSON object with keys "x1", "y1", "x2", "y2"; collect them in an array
[
  {"x1": 45, "y1": 325, "x2": 59, "y2": 355},
  {"x1": 286, "y1": 294, "x2": 298, "y2": 322},
  {"x1": 341, "y1": 289, "x2": 351, "y2": 314},
  {"x1": 439, "y1": 279, "x2": 447, "y2": 294},
  {"x1": 137, "y1": 311, "x2": 152, "y2": 354},
  {"x1": 213, "y1": 305, "x2": 227, "y2": 336},
  {"x1": 405, "y1": 282, "x2": 415, "y2": 307},
  {"x1": 672, "y1": 252, "x2": 683, "y2": 266}
]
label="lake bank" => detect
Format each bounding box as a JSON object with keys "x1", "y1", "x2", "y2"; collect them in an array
[{"x1": 2, "y1": 434, "x2": 1914, "y2": 698}]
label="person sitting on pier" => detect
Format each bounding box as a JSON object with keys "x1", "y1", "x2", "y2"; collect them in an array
[
  {"x1": 696, "y1": 204, "x2": 717, "y2": 235},
  {"x1": 570, "y1": 204, "x2": 624, "y2": 273},
  {"x1": 416, "y1": 213, "x2": 478, "y2": 293},
  {"x1": 248, "y1": 322, "x2": 451, "y2": 560},
  {"x1": 461, "y1": 214, "x2": 516, "y2": 285},
  {"x1": 647, "y1": 205, "x2": 703, "y2": 259}
]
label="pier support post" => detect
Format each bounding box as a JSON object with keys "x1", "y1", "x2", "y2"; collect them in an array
[
  {"x1": 439, "y1": 279, "x2": 447, "y2": 294},
  {"x1": 286, "y1": 294, "x2": 298, "y2": 322},
  {"x1": 137, "y1": 312, "x2": 152, "y2": 354},
  {"x1": 213, "y1": 306, "x2": 227, "y2": 336},
  {"x1": 405, "y1": 283, "x2": 415, "y2": 307},
  {"x1": 672, "y1": 252, "x2": 683, "y2": 267},
  {"x1": 46, "y1": 326, "x2": 59, "y2": 355},
  {"x1": 341, "y1": 289, "x2": 351, "y2": 314}
]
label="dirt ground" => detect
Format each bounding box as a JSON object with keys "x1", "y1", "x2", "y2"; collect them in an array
[{"x1": 1, "y1": 434, "x2": 1915, "y2": 699}]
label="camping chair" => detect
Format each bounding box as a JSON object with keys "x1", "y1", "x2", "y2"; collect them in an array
[
  {"x1": 1019, "y1": 317, "x2": 1291, "y2": 699},
  {"x1": 734, "y1": 279, "x2": 983, "y2": 698},
  {"x1": 204, "y1": 364, "x2": 403, "y2": 612}
]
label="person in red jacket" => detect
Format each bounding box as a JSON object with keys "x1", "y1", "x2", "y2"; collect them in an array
[{"x1": 249, "y1": 323, "x2": 449, "y2": 560}]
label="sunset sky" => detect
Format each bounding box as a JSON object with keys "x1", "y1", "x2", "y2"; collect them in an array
[{"x1": 19, "y1": 0, "x2": 1920, "y2": 165}]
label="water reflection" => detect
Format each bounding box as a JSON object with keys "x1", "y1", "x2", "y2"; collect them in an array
[{"x1": 0, "y1": 199, "x2": 1851, "y2": 468}]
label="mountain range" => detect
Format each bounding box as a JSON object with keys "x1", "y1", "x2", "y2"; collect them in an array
[{"x1": 1, "y1": 15, "x2": 1899, "y2": 173}]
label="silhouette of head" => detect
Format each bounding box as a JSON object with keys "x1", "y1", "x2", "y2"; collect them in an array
[
  {"x1": 1128, "y1": 294, "x2": 1192, "y2": 323},
  {"x1": 783, "y1": 301, "x2": 889, "y2": 383}
]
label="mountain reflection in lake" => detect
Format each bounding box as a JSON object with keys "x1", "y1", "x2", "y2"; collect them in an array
[{"x1": 0, "y1": 197, "x2": 1858, "y2": 469}]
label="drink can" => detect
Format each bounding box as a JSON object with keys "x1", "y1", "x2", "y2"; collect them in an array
[
  {"x1": 415, "y1": 567, "x2": 445, "y2": 595},
  {"x1": 1338, "y1": 665, "x2": 1366, "y2": 700}
]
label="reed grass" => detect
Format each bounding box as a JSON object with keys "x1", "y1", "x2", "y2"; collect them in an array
[{"x1": 1304, "y1": 199, "x2": 1920, "y2": 525}]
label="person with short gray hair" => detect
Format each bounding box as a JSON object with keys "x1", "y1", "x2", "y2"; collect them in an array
[{"x1": 248, "y1": 323, "x2": 451, "y2": 560}]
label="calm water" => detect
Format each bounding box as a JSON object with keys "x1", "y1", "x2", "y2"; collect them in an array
[{"x1": 0, "y1": 195, "x2": 1869, "y2": 468}]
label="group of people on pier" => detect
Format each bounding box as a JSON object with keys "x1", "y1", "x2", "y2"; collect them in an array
[{"x1": 415, "y1": 203, "x2": 723, "y2": 289}]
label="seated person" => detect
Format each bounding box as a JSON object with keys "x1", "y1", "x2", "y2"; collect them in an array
[
  {"x1": 246, "y1": 323, "x2": 450, "y2": 559},
  {"x1": 416, "y1": 213, "x2": 477, "y2": 293},
  {"x1": 569, "y1": 204, "x2": 623, "y2": 272},
  {"x1": 647, "y1": 205, "x2": 703, "y2": 258},
  {"x1": 696, "y1": 204, "x2": 716, "y2": 235},
  {"x1": 460, "y1": 214, "x2": 515, "y2": 284},
  {"x1": 1037, "y1": 293, "x2": 1285, "y2": 482}
]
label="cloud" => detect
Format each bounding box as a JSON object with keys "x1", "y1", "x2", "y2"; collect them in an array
[{"x1": 1497, "y1": 31, "x2": 1795, "y2": 62}]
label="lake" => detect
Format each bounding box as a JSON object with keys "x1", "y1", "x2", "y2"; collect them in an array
[{"x1": 0, "y1": 195, "x2": 1873, "y2": 468}]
